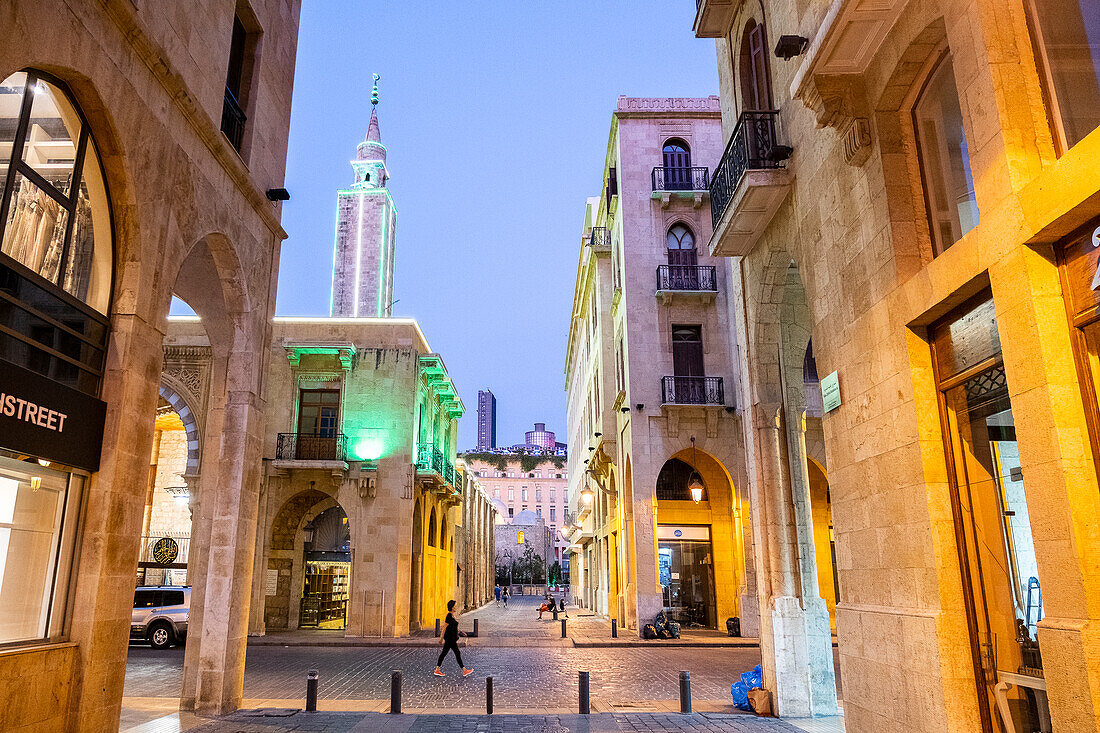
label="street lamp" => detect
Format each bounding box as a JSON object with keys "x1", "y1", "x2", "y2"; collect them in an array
[{"x1": 688, "y1": 437, "x2": 704, "y2": 504}]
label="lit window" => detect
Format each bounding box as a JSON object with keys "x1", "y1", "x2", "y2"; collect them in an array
[{"x1": 913, "y1": 53, "x2": 979, "y2": 255}]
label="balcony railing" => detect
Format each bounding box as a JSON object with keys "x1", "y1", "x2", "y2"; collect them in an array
[
  {"x1": 589, "y1": 226, "x2": 611, "y2": 250},
  {"x1": 661, "y1": 376, "x2": 724, "y2": 406},
  {"x1": 652, "y1": 166, "x2": 709, "y2": 192},
  {"x1": 221, "y1": 86, "x2": 246, "y2": 151},
  {"x1": 710, "y1": 110, "x2": 789, "y2": 226},
  {"x1": 417, "y1": 444, "x2": 457, "y2": 487},
  {"x1": 657, "y1": 265, "x2": 717, "y2": 292},
  {"x1": 276, "y1": 432, "x2": 348, "y2": 461}
]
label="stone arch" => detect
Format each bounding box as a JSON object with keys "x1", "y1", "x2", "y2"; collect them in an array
[
  {"x1": 158, "y1": 382, "x2": 202, "y2": 476},
  {"x1": 270, "y1": 489, "x2": 329, "y2": 551},
  {"x1": 729, "y1": 1, "x2": 772, "y2": 112}
]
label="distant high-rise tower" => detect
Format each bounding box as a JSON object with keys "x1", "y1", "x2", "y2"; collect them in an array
[
  {"x1": 331, "y1": 74, "x2": 396, "y2": 318},
  {"x1": 525, "y1": 423, "x2": 555, "y2": 449},
  {"x1": 477, "y1": 390, "x2": 497, "y2": 450}
]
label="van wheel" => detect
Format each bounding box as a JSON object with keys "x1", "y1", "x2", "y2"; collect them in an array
[{"x1": 148, "y1": 623, "x2": 174, "y2": 649}]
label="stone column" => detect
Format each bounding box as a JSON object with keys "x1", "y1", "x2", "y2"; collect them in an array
[
  {"x1": 180, "y1": 386, "x2": 266, "y2": 715},
  {"x1": 69, "y1": 313, "x2": 164, "y2": 732}
]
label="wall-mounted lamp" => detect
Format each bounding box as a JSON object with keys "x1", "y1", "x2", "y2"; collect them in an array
[
  {"x1": 688, "y1": 437, "x2": 704, "y2": 504},
  {"x1": 303, "y1": 523, "x2": 315, "y2": 544},
  {"x1": 620, "y1": 407, "x2": 631, "y2": 413},
  {"x1": 774, "y1": 35, "x2": 809, "y2": 60},
  {"x1": 594, "y1": 432, "x2": 602, "y2": 437},
  {"x1": 265, "y1": 187, "x2": 291, "y2": 201},
  {"x1": 635, "y1": 403, "x2": 644, "y2": 411}
]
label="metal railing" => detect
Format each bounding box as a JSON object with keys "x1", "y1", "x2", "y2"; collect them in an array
[
  {"x1": 276, "y1": 432, "x2": 348, "y2": 461},
  {"x1": 661, "y1": 376, "x2": 724, "y2": 405},
  {"x1": 652, "y1": 166, "x2": 709, "y2": 192},
  {"x1": 221, "y1": 86, "x2": 246, "y2": 151},
  {"x1": 589, "y1": 226, "x2": 611, "y2": 250},
  {"x1": 710, "y1": 110, "x2": 788, "y2": 226},
  {"x1": 417, "y1": 444, "x2": 457, "y2": 487},
  {"x1": 657, "y1": 265, "x2": 717, "y2": 292}
]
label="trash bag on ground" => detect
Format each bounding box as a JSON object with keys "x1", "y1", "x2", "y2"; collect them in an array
[
  {"x1": 730, "y1": 664, "x2": 763, "y2": 711},
  {"x1": 667, "y1": 621, "x2": 681, "y2": 639},
  {"x1": 642, "y1": 623, "x2": 658, "y2": 639}
]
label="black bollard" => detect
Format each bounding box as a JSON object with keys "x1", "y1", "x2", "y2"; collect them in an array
[
  {"x1": 435, "y1": 618, "x2": 441, "y2": 637},
  {"x1": 305, "y1": 669, "x2": 318, "y2": 712},
  {"x1": 679, "y1": 670, "x2": 692, "y2": 714},
  {"x1": 578, "y1": 671, "x2": 591, "y2": 714},
  {"x1": 473, "y1": 618, "x2": 479, "y2": 638},
  {"x1": 561, "y1": 618, "x2": 567, "y2": 638},
  {"x1": 611, "y1": 619, "x2": 617, "y2": 638},
  {"x1": 390, "y1": 670, "x2": 402, "y2": 714},
  {"x1": 486, "y1": 676, "x2": 494, "y2": 714}
]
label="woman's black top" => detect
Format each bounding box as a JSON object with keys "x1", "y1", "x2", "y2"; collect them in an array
[{"x1": 444, "y1": 612, "x2": 459, "y2": 642}]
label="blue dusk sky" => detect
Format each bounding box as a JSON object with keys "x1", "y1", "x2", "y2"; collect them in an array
[{"x1": 274, "y1": 2, "x2": 718, "y2": 449}]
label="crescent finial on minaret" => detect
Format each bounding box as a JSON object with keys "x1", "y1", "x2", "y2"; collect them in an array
[{"x1": 371, "y1": 74, "x2": 380, "y2": 106}]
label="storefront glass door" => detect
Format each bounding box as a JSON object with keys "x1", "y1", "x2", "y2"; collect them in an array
[{"x1": 657, "y1": 525, "x2": 716, "y2": 629}]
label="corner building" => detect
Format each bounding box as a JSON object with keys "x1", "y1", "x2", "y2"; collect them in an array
[
  {"x1": 0, "y1": 0, "x2": 301, "y2": 729},
  {"x1": 563, "y1": 98, "x2": 767, "y2": 637},
  {"x1": 695, "y1": 0, "x2": 1100, "y2": 729}
]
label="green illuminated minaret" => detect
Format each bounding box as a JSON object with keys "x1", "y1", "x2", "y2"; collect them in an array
[{"x1": 331, "y1": 74, "x2": 396, "y2": 317}]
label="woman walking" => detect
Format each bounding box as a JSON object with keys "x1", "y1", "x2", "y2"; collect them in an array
[
  {"x1": 502, "y1": 586, "x2": 509, "y2": 609},
  {"x1": 434, "y1": 600, "x2": 472, "y2": 677}
]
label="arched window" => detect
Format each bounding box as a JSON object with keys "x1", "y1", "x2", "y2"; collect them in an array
[
  {"x1": 427, "y1": 507, "x2": 437, "y2": 547},
  {"x1": 662, "y1": 139, "x2": 692, "y2": 191},
  {"x1": 1026, "y1": 0, "x2": 1100, "y2": 151},
  {"x1": 656, "y1": 458, "x2": 707, "y2": 502},
  {"x1": 913, "y1": 52, "x2": 979, "y2": 255},
  {"x1": 665, "y1": 225, "x2": 699, "y2": 289},
  {"x1": 0, "y1": 71, "x2": 113, "y2": 314}
]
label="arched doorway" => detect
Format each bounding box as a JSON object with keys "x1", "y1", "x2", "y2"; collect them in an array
[
  {"x1": 299, "y1": 505, "x2": 351, "y2": 629},
  {"x1": 410, "y1": 499, "x2": 423, "y2": 631},
  {"x1": 654, "y1": 446, "x2": 743, "y2": 630}
]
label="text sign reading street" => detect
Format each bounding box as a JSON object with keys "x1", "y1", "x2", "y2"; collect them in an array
[
  {"x1": 0, "y1": 358, "x2": 107, "y2": 471},
  {"x1": 821, "y1": 371, "x2": 841, "y2": 413}
]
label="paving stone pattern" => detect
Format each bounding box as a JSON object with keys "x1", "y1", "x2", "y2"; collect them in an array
[{"x1": 183, "y1": 711, "x2": 805, "y2": 733}]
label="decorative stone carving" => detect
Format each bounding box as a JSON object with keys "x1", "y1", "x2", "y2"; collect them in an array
[{"x1": 841, "y1": 118, "x2": 873, "y2": 167}]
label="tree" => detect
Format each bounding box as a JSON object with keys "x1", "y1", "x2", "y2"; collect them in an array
[{"x1": 548, "y1": 561, "x2": 563, "y2": 586}]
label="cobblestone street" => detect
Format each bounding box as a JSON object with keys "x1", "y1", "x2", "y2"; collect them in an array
[{"x1": 122, "y1": 598, "x2": 843, "y2": 731}]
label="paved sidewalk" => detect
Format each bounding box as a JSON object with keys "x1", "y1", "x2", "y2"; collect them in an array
[{"x1": 167, "y1": 710, "x2": 823, "y2": 733}]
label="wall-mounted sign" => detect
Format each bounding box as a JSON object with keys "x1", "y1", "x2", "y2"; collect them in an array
[
  {"x1": 152, "y1": 537, "x2": 179, "y2": 566},
  {"x1": 0, "y1": 358, "x2": 107, "y2": 471},
  {"x1": 821, "y1": 370, "x2": 841, "y2": 413}
]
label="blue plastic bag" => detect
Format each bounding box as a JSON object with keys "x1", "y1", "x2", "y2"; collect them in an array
[{"x1": 730, "y1": 665, "x2": 763, "y2": 711}]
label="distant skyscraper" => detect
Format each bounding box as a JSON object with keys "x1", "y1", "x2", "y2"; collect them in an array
[
  {"x1": 477, "y1": 390, "x2": 497, "y2": 450},
  {"x1": 525, "y1": 422, "x2": 555, "y2": 449},
  {"x1": 330, "y1": 75, "x2": 396, "y2": 318}
]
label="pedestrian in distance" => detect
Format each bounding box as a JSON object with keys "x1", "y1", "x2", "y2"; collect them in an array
[
  {"x1": 494, "y1": 584, "x2": 501, "y2": 607},
  {"x1": 502, "y1": 586, "x2": 508, "y2": 609},
  {"x1": 434, "y1": 599, "x2": 472, "y2": 678}
]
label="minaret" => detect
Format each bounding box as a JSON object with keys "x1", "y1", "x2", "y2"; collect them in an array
[{"x1": 331, "y1": 74, "x2": 396, "y2": 317}]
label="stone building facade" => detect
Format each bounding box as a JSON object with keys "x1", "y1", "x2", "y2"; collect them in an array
[
  {"x1": 0, "y1": 1, "x2": 301, "y2": 730},
  {"x1": 456, "y1": 461, "x2": 497, "y2": 611},
  {"x1": 563, "y1": 98, "x2": 763, "y2": 634},
  {"x1": 462, "y1": 452, "x2": 570, "y2": 564},
  {"x1": 494, "y1": 510, "x2": 554, "y2": 586},
  {"x1": 693, "y1": 0, "x2": 1100, "y2": 729}
]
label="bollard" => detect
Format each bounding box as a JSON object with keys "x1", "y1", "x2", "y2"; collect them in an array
[
  {"x1": 578, "y1": 671, "x2": 591, "y2": 714},
  {"x1": 435, "y1": 618, "x2": 441, "y2": 637},
  {"x1": 679, "y1": 670, "x2": 692, "y2": 714},
  {"x1": 486, "y1": 676, "x2": 494, "y2": 714},
  {"x1": 611, "y1": 619, "x2": 617, "y2": 638},
  {"x1": 305, "y1": 669, "x2": 318, "y2": 712},
  {"x1": 390, "y1": 670, "x2": 402, "y2": 714},
  {"x1": 473, "y1": 618, "x2": 479, "y2": 638},
  {"x1": 561, "y1": 618, "x2": 567, "y2": 638}
]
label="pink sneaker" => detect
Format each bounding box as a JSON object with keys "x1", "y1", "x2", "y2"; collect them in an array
[{"x1": 434, "y1": 667, "x2": 445, "y2": 677}]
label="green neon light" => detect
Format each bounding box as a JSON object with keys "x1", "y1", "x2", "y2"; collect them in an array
[{"x1": 348, "y1": 427, "x2": 390, "y2": 461}]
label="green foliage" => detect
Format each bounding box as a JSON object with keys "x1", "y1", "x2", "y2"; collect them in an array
[
  {"x1": 495, "y1": 544, "x2": 546, "y2": 584},
  {"x1": 548, "y1": 561, "x2": 563, "y2": 586},
  {"x1": 460, "y1": 451, "x2": 567, "y2": 475}
]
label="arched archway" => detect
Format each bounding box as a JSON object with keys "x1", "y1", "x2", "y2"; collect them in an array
[
  {"x1": 410, "y1": 499, "x2": 423, "y2": 631},
  {"x1": 158, "y1": 383, "x2": 202, "y2": 476},
  {"x1": 654, "y1": 444, "x2": 742, "y2": 630}
]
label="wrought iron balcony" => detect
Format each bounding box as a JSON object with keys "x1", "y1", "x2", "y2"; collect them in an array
[
  {"x1": 417, "y1": 443, "x2": 457, "y2": 488},
  {"x1": 589, "y1": 226, "x2": 611, "y2": 252},
  {"x1": 276, "y1": 432, "x2": 348, "y2": 461},
  {"x1": 708, "y1": 110, "x2": 793, "y2": 257},
  {"x1": 661, "y1": 376, "x2": 724, "y2": 406},
  {"x1": 657, "y1": 265, "x2": 717, "y2": 292},
  {"x1": 221, "y1": 86, "x2": 246, "y2": 152},
  {"x1": 652, "y1": 166, "x2": 709, "y2": 192}
]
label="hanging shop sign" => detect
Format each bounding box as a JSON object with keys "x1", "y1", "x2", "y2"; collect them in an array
[
  {"x1": 821, "y1": 370, "x2": 842, "y2": 413},
  {"x1": 152, "y1": 537, "x2": 180, "y2": 566},
  {"x1": 0, "y1": 358, "x2": 107, "y2": 471}
]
